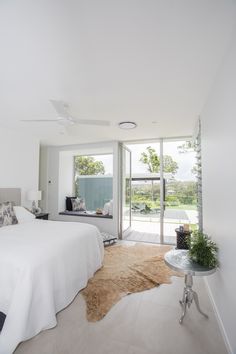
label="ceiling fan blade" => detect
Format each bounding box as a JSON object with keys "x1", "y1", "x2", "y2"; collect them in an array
[
  {"x1": 74, "y1": 118, "x2": 110, "y2": 126},
  {"x1": 50, "y1": 100, "x2": 110, "y2": 126},
  {"x1": 63, "y1": 125, "x2": 77, "y2": 135},
  {"x1": 21, "y1": 119, "x2": 58, "y2": 122},
  {"x1": 50, "y1": 99, "x2": 69, "y2": 118}
]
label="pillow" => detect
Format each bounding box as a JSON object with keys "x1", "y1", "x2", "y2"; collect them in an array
[
  {"x1": 103, "y1": 202, "x2": 109, "y2": 215},
  {"x1": 0, "y1": 202, "x2": 18, "y2": 228},
  {"x1": 65, "y1": 197, "x2": 77, "y2": 211},
  {"x1": 108, "y1": 199, "x2": 113, "y2": 216},
  {"x1": 71, "y1": 197, "x2": 86, "y2": 211},
  {"x1": 13, "y1": 206, "x2": 35, "y2": 223},
  {"x1": 103, "y1": 200, "x2": 113, "y2": 216}
]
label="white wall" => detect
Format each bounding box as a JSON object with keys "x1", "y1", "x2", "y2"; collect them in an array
[
  {"x1": 40, "y1": 142, "x2": 119, "y2": 236},
  {"x1": 201, "y1": 29, "x2": 236, "y2": 354},
  {"x1": 39, "y1": 146, "x2": 49, "y2": 212},
  {"x1": 58, "y1": 152, "x2": 74, "y2": 211},
  {"x1": 0, "y1": 126, "x2": 39, "y2": 206}
]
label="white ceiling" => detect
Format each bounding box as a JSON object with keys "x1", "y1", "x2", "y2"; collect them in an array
[{"x1": 0, "y1": 0, "x2": 236, "y2": 145}]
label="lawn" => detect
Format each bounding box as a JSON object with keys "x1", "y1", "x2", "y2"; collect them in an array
[{"x1": 166, "y1": 204, "x2": 197, "y2": 210}]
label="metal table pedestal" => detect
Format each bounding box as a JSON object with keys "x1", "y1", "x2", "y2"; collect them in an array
[
  {"x1": 179, "y1": 274, "x2": 208, "y2": 324},
  {"x1": 164, "y1": 250, "x2": 216, "y2": 324}
]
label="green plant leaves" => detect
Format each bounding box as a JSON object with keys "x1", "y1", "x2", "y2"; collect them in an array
[{"x1": 188, "y1": 230, "x2": 218, "y2": 268}]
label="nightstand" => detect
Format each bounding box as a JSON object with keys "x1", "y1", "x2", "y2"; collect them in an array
[{"x1": 35, "y1": 213, "x2": 49, "y2": 220}]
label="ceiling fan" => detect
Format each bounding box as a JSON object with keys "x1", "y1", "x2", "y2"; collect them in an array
[{"x1": 21, "y1": 100, "x2": 110, "y2": 127}]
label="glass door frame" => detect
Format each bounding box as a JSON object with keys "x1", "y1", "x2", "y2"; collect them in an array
[
  {"x1": 159, "y1": 138, "x2": 164, "y2": 244},
  {"x1": 119, "y1": 143, "x2": 132, "y2": 238}
]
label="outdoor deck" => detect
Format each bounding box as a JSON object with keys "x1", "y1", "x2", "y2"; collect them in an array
[{"x1": 123, "y1": 208, "x2": 198, "y2": 244}]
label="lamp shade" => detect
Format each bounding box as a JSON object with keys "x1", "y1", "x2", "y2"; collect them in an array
[{"x1": 27, "y1": 190, "x2": 42, "y2": 201}]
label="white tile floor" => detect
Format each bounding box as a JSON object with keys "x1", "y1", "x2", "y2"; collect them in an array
[
  {"x1": 125, "y1": 229, "x2": 175, "y2": 244},
  {"x1": 15, "y1": 274, "x2": 227, "y2": 354}
]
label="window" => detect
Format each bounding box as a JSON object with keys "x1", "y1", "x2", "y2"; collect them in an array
[{"x1": 74, "y1": 154, "x2": 113, "y2": 211}]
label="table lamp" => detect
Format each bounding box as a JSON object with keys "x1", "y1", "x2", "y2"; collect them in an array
[{"x1": 27, "y1": 190, "x2": 42, "y2": 214}]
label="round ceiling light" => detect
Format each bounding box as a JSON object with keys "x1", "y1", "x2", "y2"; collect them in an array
[{"x1": 119, "y1": 121, "x2": 137, "y2": 129}]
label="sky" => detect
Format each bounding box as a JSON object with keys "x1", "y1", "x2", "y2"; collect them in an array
[{"x1": 86, "y1": 140, "x2": 196, "y2": 181}]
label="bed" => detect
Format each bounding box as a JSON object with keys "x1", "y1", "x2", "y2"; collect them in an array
[{"x1": 0, "y1": 189, "x2": 104, "y2": 354}]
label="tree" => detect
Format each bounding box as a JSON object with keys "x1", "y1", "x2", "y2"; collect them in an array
[
  {"x1": 140, "y1": 146, "x2": 178, "y2": 201},
  {"x1": 163, "y1": 155, "x2": 178, "y2": 175},
  {"x1": 177, "y1": 140, "x2": 195, "y2": 153},
  {"x1": 140, "y1": 146, "x2": 160, "y2": 173},
  {"x1": 140, "y1": 146, "x2": 178, "y2": 175},
  {"x1": 74, "y1": 156, "x2": 105, "y2": 175}
]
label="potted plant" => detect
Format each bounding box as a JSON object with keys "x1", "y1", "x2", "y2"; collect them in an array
[{"x1": 188, "y1": 230, "x2": 218, "y2": 268}]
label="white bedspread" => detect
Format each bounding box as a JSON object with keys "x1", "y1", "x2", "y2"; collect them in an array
[{"x1": 0, "y1": 220, "x2": 104, "y2": 354}]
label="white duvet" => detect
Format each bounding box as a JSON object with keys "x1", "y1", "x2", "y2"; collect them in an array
[{"x1": 0, "y1": 220, "x2": 104, "y2": 354}]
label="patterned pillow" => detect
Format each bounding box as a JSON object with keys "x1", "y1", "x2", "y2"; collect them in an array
[
  {"x1": 71, "y1": 197, "x2": 86, "y2": 211},
  {"x1": 65, "y1": 197, "x2": 77, "y2": 211},
  {"x1": 0, "y1": 202, "x2": 18, "y2": 227}
]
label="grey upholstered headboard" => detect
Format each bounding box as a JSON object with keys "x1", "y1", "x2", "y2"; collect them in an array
[{"x1": 0, "y1": 188, "x2": 21, "y2": 205}]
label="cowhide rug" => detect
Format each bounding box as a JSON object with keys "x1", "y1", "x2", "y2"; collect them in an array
[{"x1": 81, "y1": 243, "x2": 181, "y2": 321}]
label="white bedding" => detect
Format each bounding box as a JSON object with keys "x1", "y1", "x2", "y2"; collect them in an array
[{"x1": 0, "y1": 220, "x2": 104, "y2": 354}]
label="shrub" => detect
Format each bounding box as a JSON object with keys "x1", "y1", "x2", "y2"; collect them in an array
[
  {"x1": 165, "y1": 195, "x2": 180, "y2": 206},
  {"x1": 188, "y1": 230, "x2": 218, "y2": 268}
]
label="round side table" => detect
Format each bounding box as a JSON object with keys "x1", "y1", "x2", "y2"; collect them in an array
[{"x1": 164, "y1": 249, "x2": 216, "y2": 324}]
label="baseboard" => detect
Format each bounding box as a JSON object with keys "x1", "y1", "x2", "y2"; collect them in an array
[{"x1": 204, "y1": 278, "x2": 233, "y2": 354}]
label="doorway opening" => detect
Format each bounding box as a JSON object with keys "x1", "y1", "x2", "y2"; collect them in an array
[{"x1": 122, "y1": 139, "x2": 198, "y2": 245}]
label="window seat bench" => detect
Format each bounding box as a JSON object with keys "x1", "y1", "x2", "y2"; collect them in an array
[{"x1": 59, "y1": 211, "x2": 113, "y2": 219}]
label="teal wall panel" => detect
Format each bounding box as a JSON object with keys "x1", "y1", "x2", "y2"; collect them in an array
[{"x1": 76, "y1": 177, "x2": 113, "y2": 210}]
